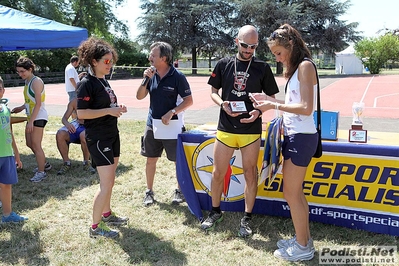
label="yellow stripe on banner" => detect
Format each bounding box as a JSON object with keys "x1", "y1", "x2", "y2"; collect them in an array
[
  {"x1": 258, "y1": 153, "x2": 399, "y2": 214},
  {"x1": 184, "y1": 137, "x2": 399, "y2": 215}
]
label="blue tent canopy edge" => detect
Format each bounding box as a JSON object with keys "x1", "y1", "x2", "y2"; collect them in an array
[{"x1": 0, "y1": 5, "x2": 88, "y2": 51}]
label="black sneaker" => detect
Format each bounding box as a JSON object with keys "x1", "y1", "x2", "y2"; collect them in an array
[
  {"x1": 143, "y1": 189, "x2": 155, "y2": 206},
  {"x1": 89, "y1": 221, "x2": 119, "y2": 238},
  {"x1": 171, "y1": 189, "x2": 185, "y2": 205},
  {"x1": 238, "y1": 216, "x2": 252, "y2": 237},
  {"x1": 102, "y1": 211, "x2": 129, "y2": 226},
  {"x1": 57, "y1": 162, "x2": 71, "y2": 175},
  {"x1": 201, "y1": 211, "x2": 223, "y2": 231},
  {"x1": 33, "y1": 162, "x2": 52, "y2": 173},
  {"x1": 83, "y1": 161, "x2": 96, "y2": 174}
]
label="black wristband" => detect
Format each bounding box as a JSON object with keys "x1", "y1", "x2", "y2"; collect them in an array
[
  {"x1": 255, "y1": 108, "x2": 262, "y2": 118},
  {"x1": 220, "y1": 102, "x2": 224, "y2": 108}
]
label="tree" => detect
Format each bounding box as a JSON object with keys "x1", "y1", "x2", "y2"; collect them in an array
[
  {"x1": 0, "y1": 0, "x2": 129, "y2": 40},
  {"x1": 137, "y1": 0, "x2": 236, "y2": 74},
  {"x1": 137, "y1": 0, "x2": 360, "y2": 74},
  {"x1": 355, "y1": 34, "x2": 399, "y2": 74},
  {"x1": 0, "y1": 0, "x2": 148, "y2": 74}
]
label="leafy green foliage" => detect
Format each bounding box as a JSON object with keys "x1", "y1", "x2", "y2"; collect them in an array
[
  {"x1": 138, "y1": 0, "x2": 236, "y2": 73},
  {"x1": 355, "y1": 34, "x2": 399, "y2": 74},
  {"x1": 0, "y1": 0, "x2": 148, "y2": 74}
]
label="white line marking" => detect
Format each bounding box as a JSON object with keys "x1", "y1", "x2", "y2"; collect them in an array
[
  {"x1": 360, "y1": 75, "x2": 375, "y2": 103},
  {"x1": 374, "y1": 93, "x2": 399, "y2": 107}
]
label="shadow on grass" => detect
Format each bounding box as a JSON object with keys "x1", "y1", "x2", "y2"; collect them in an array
[
  {"x1": 117, "y1": 226, "x2": 187, "y2": 265},
  {"x1": 13, "y1": 154, "x2": 133, "y2": 213},
  {"x1": 0, "y1": 223, "x2": 49, "y2": 265}
]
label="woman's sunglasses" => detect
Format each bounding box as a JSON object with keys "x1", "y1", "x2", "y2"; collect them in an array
[{"x1": 100, "y1": 58, "x2": 114, "y2": 65}]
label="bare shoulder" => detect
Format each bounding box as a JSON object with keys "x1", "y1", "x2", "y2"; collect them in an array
[{"x1": 298, "y1": 60, "x2": 317, "y2": 83}]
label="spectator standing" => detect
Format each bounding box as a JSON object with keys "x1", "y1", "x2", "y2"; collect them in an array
[
  {"x1": 136, "y1": 42, "x2": 193, "y2": 206},
  {"x1": 65, "y1": 55, "x2": 86, "y2": 101}
]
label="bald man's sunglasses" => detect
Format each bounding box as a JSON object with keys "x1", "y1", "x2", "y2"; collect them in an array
[{"x1": 238, "y1": 41, "x2": 258, "y2": 49}]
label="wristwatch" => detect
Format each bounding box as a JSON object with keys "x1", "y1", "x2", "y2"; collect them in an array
[{"x1": 171, "y1": 109, "x2": 177, "y2": 114}]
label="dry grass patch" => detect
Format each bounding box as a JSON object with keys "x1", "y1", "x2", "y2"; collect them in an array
[{"x1": 0, "y1": 117, "x2": 397, "y2": 265}]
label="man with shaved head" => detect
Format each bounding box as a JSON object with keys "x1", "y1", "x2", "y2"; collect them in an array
[{"x1": 201, "y1": 25, "x2": 279, "y2": 237}]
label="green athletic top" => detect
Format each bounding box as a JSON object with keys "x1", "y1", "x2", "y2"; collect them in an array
[{"x1": 0, "y1": 102, "x2": 14, "y2": 157}]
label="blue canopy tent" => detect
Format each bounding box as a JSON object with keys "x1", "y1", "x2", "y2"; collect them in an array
[{"x1": 0, "y1": 5, "x2": 88, "y2": 51}]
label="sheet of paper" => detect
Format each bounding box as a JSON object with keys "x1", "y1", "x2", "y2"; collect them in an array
[{"x1": 153, "y1": 119, "x2": 183, "y2": 139}]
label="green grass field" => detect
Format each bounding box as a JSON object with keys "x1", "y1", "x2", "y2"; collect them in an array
[{"x1": 1, "y1": 118, "x2": 397, "y2": 265}]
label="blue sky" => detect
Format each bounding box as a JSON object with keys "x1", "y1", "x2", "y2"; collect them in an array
[{"x1": 116, "y1": 0, "x2": 399, "y2": 39}]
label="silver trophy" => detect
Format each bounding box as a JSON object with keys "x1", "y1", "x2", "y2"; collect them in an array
[{"x1": 352, "y1": 102, "x2": 364, "y2": 125}]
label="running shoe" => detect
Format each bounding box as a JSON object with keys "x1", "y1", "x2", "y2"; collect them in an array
[
  {"x1": 201, "y1": 211, "x2": 223, "y2": 231},
  {"x1": 89, "y1": 221, "x2": 119, "y2": 238},
  {"x1": 238, "y1": 216, "x2": 252, "y2": 237},
  {"x1": 83, "y1": 161, "x2": 96, "y2": 174},
  {"x1": 30, "y1": 171, "x2": 47, "y2": 183},
  {"x1": 274, "y1": 239, "x2": 315, "y2": 261},
  {"x1": 57, "y1": 162, "x2": 71, "y2": 175},
  {"x1": 33, "y1": 162, "x2": 52, "y2": 173},
  {"x1": 143, "y1": 189, "x2": 155, "y2": 206},
  {"x1": 102, "y1": 211, "x2": 129, "y2": 226},
  {"x1": 171, "y1": 189, "x2": 185, "y2": 204},
  {"x1": 2, "y1": 212, "x2": 28, "y2": 223}
]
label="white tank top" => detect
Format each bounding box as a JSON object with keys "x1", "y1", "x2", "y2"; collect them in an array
[{"x1": 283, "y1": 69, "x2": 317, "y2": 136}]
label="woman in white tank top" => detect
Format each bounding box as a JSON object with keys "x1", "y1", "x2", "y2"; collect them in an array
[
  {"x1": 12, "y1": 57, "x2": 50, "y2": 182},
  {"x1": 250, "y1": 24, "x2": 319, "y2": 262}
]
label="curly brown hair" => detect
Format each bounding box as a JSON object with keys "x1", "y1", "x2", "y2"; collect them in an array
[
  {"x1": 267, "y1": 24, "x2": 311, "y2": 79},
  {"x1": 77, "y1": 37, "x2": 118, "y2": 68}
]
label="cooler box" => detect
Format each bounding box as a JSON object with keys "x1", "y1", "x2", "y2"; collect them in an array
[{"x1": 314, "y1": 111, "x2": 339, "y2": 140}]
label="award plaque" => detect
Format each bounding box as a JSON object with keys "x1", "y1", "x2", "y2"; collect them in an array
[
  {"x1": 229, "y1": 101, "x2": 247, "y2": 113},
  {"x1": 349, "y1": 129, "x2": 367, "y2": 143},
  {"x1": 349, "y1": 102, "x2": 367, "y2": 143}
]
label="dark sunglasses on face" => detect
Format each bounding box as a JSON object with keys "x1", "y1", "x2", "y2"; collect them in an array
[{"x1": 239, "y1": 41, "x2": 258, "y2": 49}]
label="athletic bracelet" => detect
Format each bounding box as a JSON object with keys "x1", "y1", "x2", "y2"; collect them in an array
[{"x1": 255, "y1": 108, "x2": 262, "y2": 118}]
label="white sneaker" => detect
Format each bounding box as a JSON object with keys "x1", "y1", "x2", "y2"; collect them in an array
[
  {"x1": 30, "y1": 171, "x2": 47, "y2": 183},
  {"x1": 274, "y1": 240, "x2": 314, "y2": 261},
  {"x1": 277, "y1": 235, "x2": 314, "y2": 250}
]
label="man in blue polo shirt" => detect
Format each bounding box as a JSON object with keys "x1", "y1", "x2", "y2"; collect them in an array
[{"x1": 136, "y1": 41, "x2": 193, "y2": 206}]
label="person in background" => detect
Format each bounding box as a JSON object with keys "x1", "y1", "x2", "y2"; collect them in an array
[
  {"x1": 55, "y1": 98, "x2": 96, "y2": 175},
  {"x1": 77, "y1": 37, "x2": 128, "y2": 238},
  {"x1": 65, "y1": 55, "x2": 86, "y2": 120},
  {"x1": 12, "y1": 57, "x2": 51, "y2": 182},
  {"x1": 252, "y1": 23, "x2": 318, "y2": 261},
  {"x1": 65, "y1": 55, "x2": 84, "y2": 101},
  {"x1": 136, "y1": 42, "x2": 193, "y2": 206},
  {"x1": 0, "y1": 76, "x2": 27, "y2": 223},
  {"x1": 201, "y1": 25, "x2": 279, "y2": 237}
]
